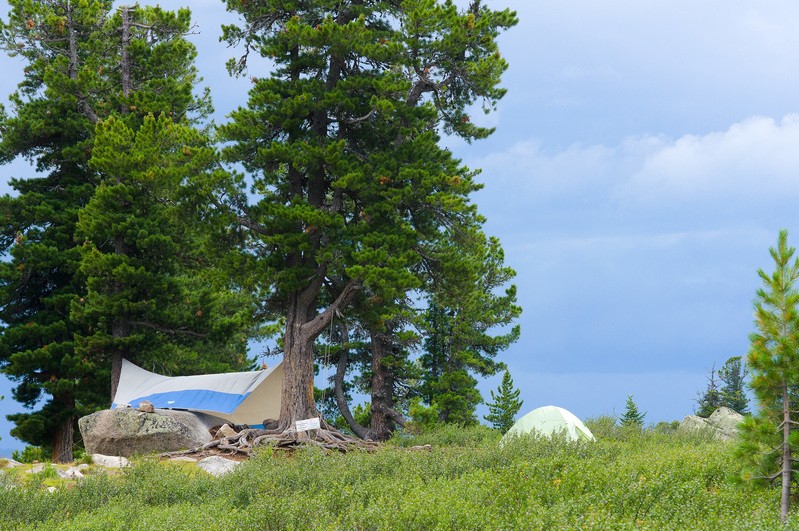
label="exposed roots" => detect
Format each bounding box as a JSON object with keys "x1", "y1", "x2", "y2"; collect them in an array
[{"x1": 160, "y1": 425, "x2": 380, "y2": 460}]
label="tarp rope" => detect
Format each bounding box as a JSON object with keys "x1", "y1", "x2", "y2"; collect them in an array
[{"x1": 317, "y1": 313, "x2": 335, "y2": 410}]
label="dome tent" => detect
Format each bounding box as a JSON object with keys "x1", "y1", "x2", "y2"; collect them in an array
[{"x1": 502, "y1": 405, "x2": 595, "y2": 443}]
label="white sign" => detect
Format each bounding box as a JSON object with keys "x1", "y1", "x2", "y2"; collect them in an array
[{"x1": 295, "y1": 417, "x2": 321, "y2": 432}]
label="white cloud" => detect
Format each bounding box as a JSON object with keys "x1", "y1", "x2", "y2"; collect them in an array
[
  {"x1": 472, "y1": 113, "x2": 799, "y2": 216},
  {"x1": 622, "y1": 114, "x2": 799, "y2": 202}
]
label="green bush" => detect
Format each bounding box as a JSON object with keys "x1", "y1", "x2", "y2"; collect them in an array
[
  {"x1": 12, "y1": 445, "x2": 49, "y2": 463},
  {"x1": 388, "y1": 423, "x2": 500, "y2": 448}
]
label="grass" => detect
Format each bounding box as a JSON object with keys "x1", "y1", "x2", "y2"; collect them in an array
[{"x1": 0, "y1": 425, "x2": 787, "y2": 530}]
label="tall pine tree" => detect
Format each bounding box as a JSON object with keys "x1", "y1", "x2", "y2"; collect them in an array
[
  {"x1": 0, "y1": 0, "x2": 115, "y2": 463},
  {"x1": 0, "y1": 2, "x2": 249, "y2": 461},
  {"x1": 218, "y1": 0, "x2": 518, "y2": 434},
  {"x1": 420, "y1": 234, "x2": 521, "y2": 424},
  {"x1": 74, "y1": 114, "x2": 253, "y2": 399}
]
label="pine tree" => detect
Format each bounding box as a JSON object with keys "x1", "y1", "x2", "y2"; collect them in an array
[
  {"x1": 719, "y1": 355, "x2": 749, "y2": 414},
  {"x1": 484, "y1": 370, "x2": 523, "y2": 433},
  {"x1": 695, "y1": 363, "x2": 723, "y2": 418},
  {"x1": 0, "y1": 2, "x2": 246, "y2": 462},
  {"x1": 620, "y1": 395, "x2": 645, "y2": 427},
  {"x1": 420, "y1": 235, "x2": 521, "y2": 424},
  {"x1": 0, "y1": 0, "x2": 115, "y2": 463},
  {"x1": 74, "y1": 114, "x2": 253, "y2": 399},
  {"x1": 218, "y1": 0, "x2": 518, "y2": 434},
  {"x1": 737, "y1": 230, "x2": 799, "y2": 523}
]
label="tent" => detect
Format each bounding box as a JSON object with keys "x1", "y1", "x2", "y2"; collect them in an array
[
  {"x1": 112, "y1": 359, "x2": 283, "y2": 426},
  {"x1": 502, "y1": 405, "x2": 595, "y2": 443}
]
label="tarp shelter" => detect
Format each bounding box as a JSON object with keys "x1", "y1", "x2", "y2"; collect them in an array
[
  {"x1": 502, "y1": 405, "x2": 595, "y2": 443},
  {"x1": 112, "y1": 359, "x2": 283, "y2": 426}
]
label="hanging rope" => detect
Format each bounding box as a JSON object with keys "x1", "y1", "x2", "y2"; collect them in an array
[{"x1": 318, "y1": 313, "x2": 335, "y2": 408}]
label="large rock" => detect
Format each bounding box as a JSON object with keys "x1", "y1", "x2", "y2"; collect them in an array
[
  {"x1": 679, "y1": 407, "x2": 745, "y2": 441},
  {"x1": 79, "y1": 408, "x2": 226, "y2": 457},
  {"x1": 708, "y1": 407, "x2": 745, "y2": 439}
]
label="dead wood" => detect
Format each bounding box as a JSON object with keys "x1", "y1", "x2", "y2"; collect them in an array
[{"x1": 159, "y1": 426, "x2": 381, "y2": 460}]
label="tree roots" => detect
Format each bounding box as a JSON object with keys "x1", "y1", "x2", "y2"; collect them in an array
[{"x1": 160, "y1": 426, "x2": 381, "y2": 460}]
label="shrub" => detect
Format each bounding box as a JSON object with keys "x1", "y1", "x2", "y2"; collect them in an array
[{"x1": 12, "y1": 445, "x2": 49, "y2": 463}]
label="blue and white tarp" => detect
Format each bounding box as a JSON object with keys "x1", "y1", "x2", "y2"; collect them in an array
[{"x1": 112, "y1": 359, "x2": 283, "y2": 425}]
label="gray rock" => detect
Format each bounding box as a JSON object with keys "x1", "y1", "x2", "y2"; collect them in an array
[
  {"x1": 679, "y1": 407, "x2": 745, "y2": 441},
  {"x1": 197, "y1": 456, "x2": 240, "y2": 477},
  {"x1": 27, "y1": 464, "x2": 45, "y2": 474},
  {"x1": 79, "y1": 408, "x2": 226, "y2": 457},
  {"x1": 679, "y1": 415, "x2": 710, "y2": 432},
  {"x1": 0, "y1": 459, "x2": 22, "y2": 468},
  {"x1": 708, "y1": 407, "x2": 744, "y2": 439},
  {"x1": 62, "y1": 467, "x2": 85, "y2": 479},
  {"x1": 138, "y1": 400, "x2": 155, "y2": 413},
  {"x1": 91, "y1": 454, "x2": 130, "y2": 468},
  {"x1": 216, "y1": 423, "x2": 237, "y2": 439}
]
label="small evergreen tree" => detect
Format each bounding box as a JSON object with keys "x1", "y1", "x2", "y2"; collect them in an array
[
  {"x1": 696, "y1": 363, "x2": 723, "y2": 418},
  {"x1": 719, "y1": 356, "x2": 749, "y2": 414},
  {"x1": 620, "y1": 395, "x2": 645, "y2": 427},
  {"x1": 484, "y1": 370, "x2": 523, "y2": 433},
  {"x1": 737, "y1": 230, "x2": 799, "y2": 523}
]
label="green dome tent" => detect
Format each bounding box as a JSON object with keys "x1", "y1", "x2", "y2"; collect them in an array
[{"x1": 502, "y1": 405, "x2": 595, "y2": 443}]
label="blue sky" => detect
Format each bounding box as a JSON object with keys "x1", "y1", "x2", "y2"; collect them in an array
[{"x1": 2, "y1": 0, "x2": 798, "y2": 455}]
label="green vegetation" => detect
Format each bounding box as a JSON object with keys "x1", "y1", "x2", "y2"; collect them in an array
[
  {"x1": 217, "y1": 0, "x2": 520, "y2": 433},
  {"x1": 0, "y1": 0, "x2": 252, "y2": 463},
  {"x1": 718, "y1": 356, "x2": 749, "y2": 415},
  {"x1": 620, "y1": 395, "x2": 646, "y2": 427},
  {"x1": 0, "y1": 426, "x2": 784, "y2": 529},
  {"x1": 484, "y1": 370, "x2": 523, "y2": 433},
  {"x1": 696, "y1": 356, "x2": 749, "y2": 417},
  {"x1": 0, "y1": 0, "x2": 522, "y2": 456},
  {"x1": 738, "y1": 229, "x2": 799, "y2": 523}
]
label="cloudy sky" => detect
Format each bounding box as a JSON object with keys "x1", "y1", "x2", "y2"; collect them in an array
[{"x1": 2, "y1": 0, "x2": 799, "y2": 454}]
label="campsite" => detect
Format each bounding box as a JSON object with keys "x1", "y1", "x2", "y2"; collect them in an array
[{"x1": 4, "y1": 0, "x2": 799, "y2": 527}]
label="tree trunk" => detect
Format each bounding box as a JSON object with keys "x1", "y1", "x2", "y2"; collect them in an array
[
  {"x1": 120, "y1": 6, "x2": 133, "y2": 100},
  {"x1": 110, "y1": 348, "x2": 124, "y2": 400},
  {"x1": 369, "y1": 329, "x2": 394, "y2": 441},
  {"x1": 782, "y1": 383, "x2": 791, "y2": 524},
  {"x1": 277, "y1": 280, "x2": 360, "y2": 432},
  {"x1": 278, "y1": 291, "x2": 321, "y2": 431},
  {"x1": 51, "y1": 413, "x2": 75, "y2": 464},
  {"x1": 65, "y1": 1, "x2": 98, "y2": 124}
]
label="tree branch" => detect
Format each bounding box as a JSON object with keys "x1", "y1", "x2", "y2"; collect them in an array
[
  {"x1": 333, "y1": 321, "x2": 372, "y2": 440},
  {"x1": 128, "y1": 320, "x2": 207, "y2": 338},
  {"x1": 342, "y1": 108, "x2": 376, "y2": 125},
  {"x1": 301, "y1": 279, "x2": 361, "y2": 338}
]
